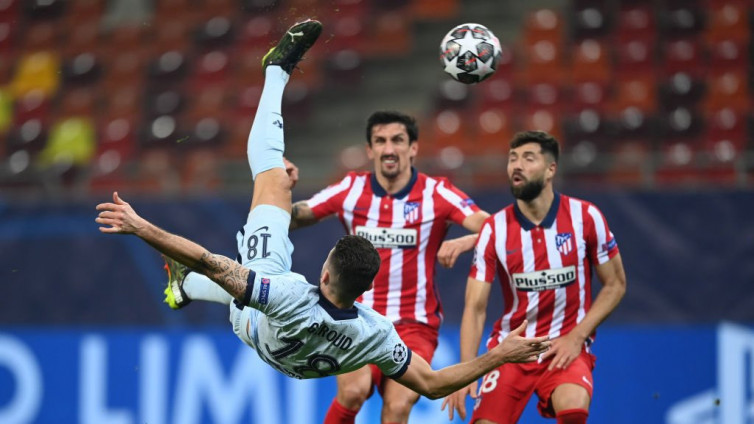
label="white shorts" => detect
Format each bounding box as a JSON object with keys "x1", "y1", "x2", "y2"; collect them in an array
[{"x1": 236, "y1": 204, "x2": 294, "y2": 275}]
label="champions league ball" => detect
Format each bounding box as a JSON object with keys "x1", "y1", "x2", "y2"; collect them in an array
[{"x1": 439, "y1": 23, "x2": 502, "y2": 84}]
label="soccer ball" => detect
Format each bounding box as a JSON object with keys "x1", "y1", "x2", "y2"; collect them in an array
[{"x1": 439, "y1": 23, "x2": 502, "y2": 84}]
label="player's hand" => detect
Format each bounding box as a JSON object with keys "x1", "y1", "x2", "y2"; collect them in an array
[
  {"x1": 437, "y1": 234, "x2": 477, "y2": 268},
  {"x1": 283, "y1": 157, "x2": 299, "y2": 189},
  {"x1": 441, "y1": 381, "x2": 477, "y2": 421},
  {"x1": 494, "y1": 320, "x2": 551, "y2": 363},
  {"x1": 95, "y1": 192, "x2": 147, "y2": 235},
  {"x1": 540, "y1": 331, "x2": 585, "y2": 371}
]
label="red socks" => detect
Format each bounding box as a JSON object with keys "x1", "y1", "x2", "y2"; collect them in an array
[
  {"x1": 556, "y1": 408, "x2": 589, "y2": 424},
  {"x1": 323, "y1": 399, "x2": 358, "y2": 424}
]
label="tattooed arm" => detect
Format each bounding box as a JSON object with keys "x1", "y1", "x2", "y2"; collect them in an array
[{"x1": 96, "y1": 192, "x2": 250, "y2": 300}]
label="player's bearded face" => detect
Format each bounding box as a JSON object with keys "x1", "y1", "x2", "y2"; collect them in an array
[
  {"x1": 510, "y1": 173, "x2": 545, "y2": 201},
  {"x1": 367, "y1": 123, "x2": 417, "y2": 180},
  {"x1": 507, "y1": 143, "x2": 550, "y2": 201}
]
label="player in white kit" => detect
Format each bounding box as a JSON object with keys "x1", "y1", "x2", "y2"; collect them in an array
[{"x1": 95, "y1": 19, "x2": 551, "y2": 398}]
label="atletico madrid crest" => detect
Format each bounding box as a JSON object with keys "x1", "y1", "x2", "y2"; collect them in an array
[
  {"x1": 404, "y1": 202, "x2": 420, "y2": 224},
  {"x1": 556, "y1": 232, "x2": 573, "y2": 255}
]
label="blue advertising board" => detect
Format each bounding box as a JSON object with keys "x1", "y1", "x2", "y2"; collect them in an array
[{"x1": 1, "y1": 323, "x2": 751, "y2": 424}]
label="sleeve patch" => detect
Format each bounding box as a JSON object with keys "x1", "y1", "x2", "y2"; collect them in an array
[
  {"x1": 388, "y1": 348, "x2": 412, "y2": 379},
  {"x1": 258, "y1": 277, "x2": 270, "y2": 305}
]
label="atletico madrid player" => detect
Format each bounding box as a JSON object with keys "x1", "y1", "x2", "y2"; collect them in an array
[
  {"x1": 294, "y1": 111, "x2": 490, "y2": 424},
  {"x1": 442, "y1": 131, "x2": 627, "y2": 424}
]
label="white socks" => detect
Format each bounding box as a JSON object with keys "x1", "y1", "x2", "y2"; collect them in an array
[{"x1": 183, "y1": 272, "x2": 234, "y2": 305}]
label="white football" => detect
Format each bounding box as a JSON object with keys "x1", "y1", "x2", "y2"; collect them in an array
[{"x1": 439, "y1": 23, "x2": 503, "y2": 84}]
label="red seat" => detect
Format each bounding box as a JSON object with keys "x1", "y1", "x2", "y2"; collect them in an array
[
  {"x1": 428, "y1": 108, "x2": 473, "y2": 155},
  {"x1": 705, "y1": 1, "x2": 749, "y2": 43},
  {"x1": 612, "y1": 74, "x2": 657, "y2": 113},
  {"x1": 654, "y1": 141, "x2": 703, "y2": 186},
  {"x1": 521, "y1": 39, "x2": 565, "y2": 84},
  {"x1": 616, "y1": 4, "x2": 656, "y2": 42},
  {"x1": 323, "y1": 5, "x2": 368, "y2": 52},
  {"x1": 615, "y1": 37, "x2": 655, "y2": 75},
  {"x1": 14, "y1": 91, "x2": 51, "y2": 125},
  {"x1": 410, "y1": 0, "x2": 458, "y2": 20},
  {"x1": 478, "y1": 76, "x2": 516, "y2": 110},
  {"x1": 521, "y1": 107, "x2": 562, "y2": 143},
  {"x1": 571, "y1": 80, "x2": 609, "y2": 112},
  {"x1": 181, "y1": 148, "x2": 221, "y2": 192},
  {"x1": 63, "y1": 21, "x2": 100, "y2": 58},
  {"x1": 434, "y1": 79, "x2": 472, "y2": 111},
  {"x1": 22, "y1": 21, "x2": 58, "y2": 52},
  {"x1": 524, "y1": 82, "x2": 564, "y2": 111},
  {"x1": 708, "y1": 39, "x2": 749, "y2": 72},
  {"x1": 238, "y1": 15, "x2": 278, "y2": 49},
  {"x1": 191, "y1": 50, "x2": 230, "y2": 89},
  {"x1": 474, "y1": 106, "x2": 514, "y2": 155},
  {"x1": 0, "y1": 0, "x2": 19, "y2": 19},
  {"x1": 0, "y1": 18, "x2": 16, "y2": 55},
  {"x1": 607, "y1": 140, "x2": 650, "y2": 185},
  {"x1": 325, "y1": 49, "x2": 363, "y2": 87},
  {"x1": 194, "y1": 16, "x2": 235, "y2": 51},
  {"x1": 524, "y1": 9, "x2": 564, "y2": 45},
  {"x1": 570, "y1": 39, "x2": 611, "y2": 84},
  {"x1": 660, "y1": 38, "x2": 704, "y2": 79},
  {"x1": 703, "y1": 70, "x2": 749, "y2": 113},
  {"x1": 705, "y1": 107, "x2": 748, "y2": 149},
  {"x1": 367, "y1": 11, "x2": 411, "y2": 57}
]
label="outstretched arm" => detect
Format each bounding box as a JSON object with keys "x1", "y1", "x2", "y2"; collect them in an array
[
  {"x1": 437, "y1": 211, "x2": 490, "y2": 268},
  {"x1": 96, "y1": 192, "x2": 250, "y2": 300},
  {"x1": 394, "y1": 320, "x2": 549, "y2": 400}
]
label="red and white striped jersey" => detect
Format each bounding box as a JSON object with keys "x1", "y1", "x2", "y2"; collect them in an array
[
  {"x1": 469, "y1": 193, "x2": 619, "y2": 350},
  {"x1": 307, "y1": 168, "x2": 480, "y2": 329}
]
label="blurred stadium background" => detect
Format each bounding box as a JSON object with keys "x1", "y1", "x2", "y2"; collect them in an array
[{"x1": 1, "y1": 0, "x2": 753, "y2": 423}]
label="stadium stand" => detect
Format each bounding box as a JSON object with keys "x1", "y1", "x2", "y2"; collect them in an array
[{"x1": 0, "y1": 0, "x2": 752, "y2": 193}]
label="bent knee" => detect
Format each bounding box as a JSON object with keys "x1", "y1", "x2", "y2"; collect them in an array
[
  {"x1": 551, "y1": 383, "x2": 591, "y2": 411},
  {"x1": 382, "y1": 396, "x2": 418, "y2": 420},
  {"x1": 337, "y1": 382, "x2": 372, "y2": 409}
]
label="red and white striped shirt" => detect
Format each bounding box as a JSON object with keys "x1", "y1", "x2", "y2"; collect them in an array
[
  {"x1": 470, "y1": 193, "x2": 619, "y2": 350},
  {"x1": 307, "y1": 168, "x2": 480, "y2": 329}
]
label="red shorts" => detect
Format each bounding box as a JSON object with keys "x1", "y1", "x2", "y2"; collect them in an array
[
  {"x1": 470, "y1": 348, "x2": 596, "y2": 423},
  {"x1": 369, "y1": 321, "x2": 438, "y2": 394}
]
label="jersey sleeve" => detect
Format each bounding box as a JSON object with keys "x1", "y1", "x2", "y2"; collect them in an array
[
  {"x1": 468, "y1": 218, "x2": 497, "y2": 283},
  {"x1": 306, "y1": 173, "x2": 354, "y2": 220},
  {"x1": 370, "y1": 325, "x2": 413, "y2": 379},
  {"x1": 584, "y1": 203, "x2": 619, "y2": 265},
  {"x1": 238, "y1": 270, "x2": 313, "y2": 321},
  {"x1": 434, "y1": 178, "x2": 481, "y2": 226}
]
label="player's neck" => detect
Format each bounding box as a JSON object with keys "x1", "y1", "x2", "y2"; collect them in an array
[
  {"x1": 516, "y1": 187, "x2": 555, "y2": 226},
  {"x1": 321, "y1": 285, "x2": 354, "y2": 309},
  {"x1": 375, "y1": 170, "x2": 412, "y2": 195}
]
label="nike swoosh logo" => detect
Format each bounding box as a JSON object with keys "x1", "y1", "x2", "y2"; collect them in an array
[
  {"x1": 254, "y1": 226, "x2": 270, "y2": 233},
  {"x1": 506, "y1": 248, "x2": 520, "y2": 254},
  {"x1": 582, "y1": 376, "x2": 593, "y2": 388}
]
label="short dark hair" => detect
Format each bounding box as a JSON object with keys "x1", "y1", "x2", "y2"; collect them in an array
[
  {"x1": 510, "y1": 131, "x2": 560, "y2": 163},
  {"x1": 330, "y1": 235, "x2": 381, "y2": 299},
  {"x1": 366, "y1": 111, "x2": 419, "y2": 145}
]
